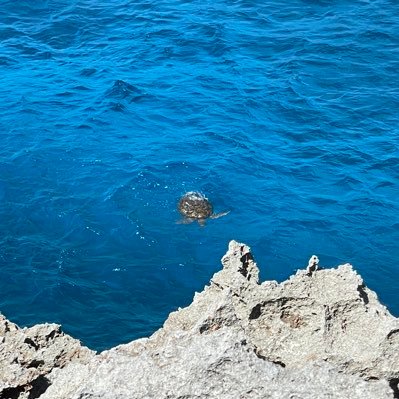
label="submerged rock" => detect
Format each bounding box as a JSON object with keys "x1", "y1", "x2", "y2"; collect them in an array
[{"x1": 1, "y1": 241, "x2": 398, "y2": 398}]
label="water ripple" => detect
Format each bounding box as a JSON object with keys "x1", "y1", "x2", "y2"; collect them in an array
[{"x1": 0, "y1": 0, "x2": 398, "y2": 350}]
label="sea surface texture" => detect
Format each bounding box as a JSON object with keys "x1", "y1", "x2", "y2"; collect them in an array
[{"x1": 0, "y1": 0, "x2": 398, "y2": 351}]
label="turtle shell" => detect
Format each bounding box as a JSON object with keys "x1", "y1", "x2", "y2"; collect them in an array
[{"x1": 178, "y1": 192, "x2": 213, "y2": 220}]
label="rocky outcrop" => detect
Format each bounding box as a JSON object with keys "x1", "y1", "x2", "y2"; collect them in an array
[
  {"x1": 1, "y1": 241, "x2": 398, "y2": 398},
  {"x1": 0, "y1": 317, "x2": 94, "y2": 399}
]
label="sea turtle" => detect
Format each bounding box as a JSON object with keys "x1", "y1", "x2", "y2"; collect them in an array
[{"x1": 177, "y1": 191, "x2": 229, "y2": 226}]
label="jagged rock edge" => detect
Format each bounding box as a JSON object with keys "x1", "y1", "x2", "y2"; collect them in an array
[{"x1": 1, "y1": 240, "x2": 398, "y2": 398}]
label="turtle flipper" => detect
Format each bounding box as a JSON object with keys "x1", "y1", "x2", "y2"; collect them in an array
[
  {"x1": 176, "y1": 218, "x2": 195, "y2": 225},
  {"x1": 210, "y1": 211, "x2": 230, "y2": 220}
]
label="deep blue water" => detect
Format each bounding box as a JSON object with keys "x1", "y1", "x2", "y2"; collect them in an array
[{"x1": 0, "y1": 0, "x2": 398, "y2": 351}]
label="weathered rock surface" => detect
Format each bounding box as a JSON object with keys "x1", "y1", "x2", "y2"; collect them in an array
[
  {"x1": 0, "y1": 317, "x2": 94, "y2": 398},
  {"x1": 1, "y1": 241, "x2": 398, "y2": 398}
]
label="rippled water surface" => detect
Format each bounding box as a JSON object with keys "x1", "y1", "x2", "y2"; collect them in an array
[{"x1": 0, "y1": 0, "x2": 398, "y2": 350}]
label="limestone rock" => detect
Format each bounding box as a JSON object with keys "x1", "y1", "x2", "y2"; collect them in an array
[
  {"x1": 41, "y1": 327, "x2": 391, "y2": 399},
  {"x1": 1, "y1": 240, "x2": 398, "y2": 398},
  {"x1": 0, "y1": 316, "x2": 94, "y2": 398}
]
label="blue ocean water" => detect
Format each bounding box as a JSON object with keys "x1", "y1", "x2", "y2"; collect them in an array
[{"x1": 0, "y1": 0, "x2": 398, "y2": 351}]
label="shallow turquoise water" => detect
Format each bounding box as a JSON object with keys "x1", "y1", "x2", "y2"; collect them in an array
[{"x1": 0, "y1": 0, "x2": 398, "y2": 351}]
